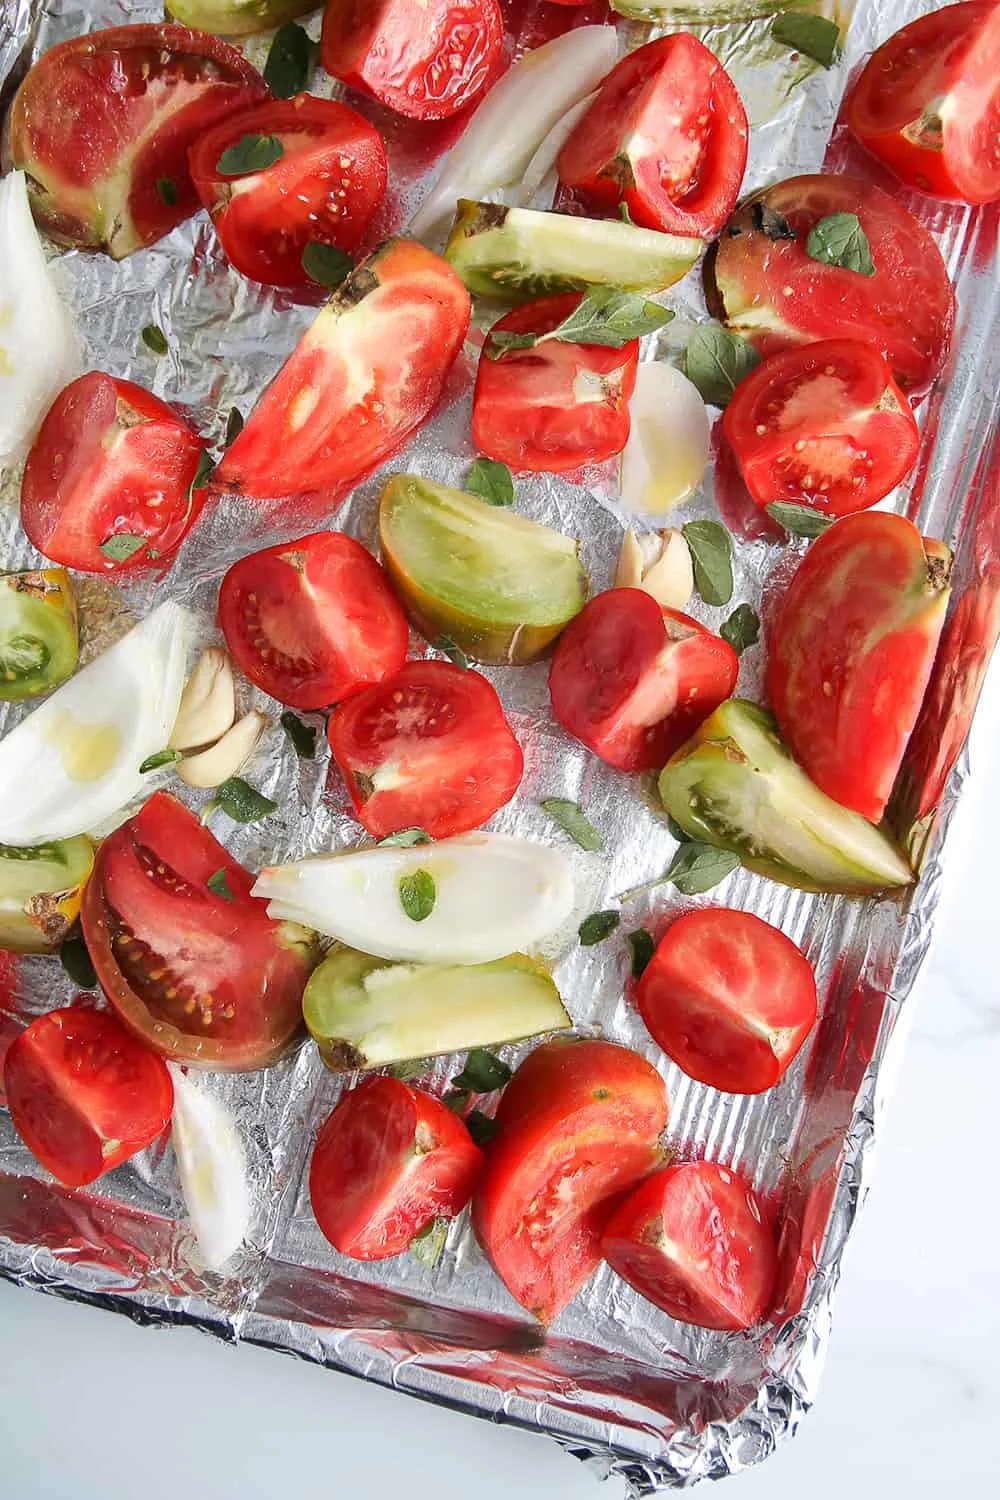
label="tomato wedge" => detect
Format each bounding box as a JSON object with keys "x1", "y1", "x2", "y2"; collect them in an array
[
  {"x1": 309, "y1": 1076, "x2": 482, "y2": 1259},
  {"x1": 326, "y1": 660, "x2": 524, "y2": 840},
  {"x1": 601, "y1": 1160, "x2": 777, "y2": 1331},
  {"x1": 557, "y1": 33, "x2": 748, "y2": 238},
  {"x1": 845, "y1": 3, "x2": 1000, "y2": 204},
  {"x1": 20, "y1": 373, "x2": 207, "y2": 575},
  {"x1": 213, "y1": 238, "x2": 471, "y2": 501},
  {"x1": 189, "y1": 95, "x2": 388, "y2": 295},
  {"x1": 218, "y1": 532, "x2": 409, "y2": 711},
  {"x1": 548, "y1": 589, "x2": 739, "y2": 772},
  {"x1": 4, "y1": 1007, "x2": 173, "y2": 1188},
  {"x1": 722, "y1": 340, "x2": 920, "y2": 518},
  {"x1": 472, "y1": 294, "x2": 639, "y2": 473},
  {"x1": 473, "y1": 1037, "x2": 669, "y2": 1322},
  {"x1": 81, "y1": 792, "x2": 315, "y2": 1071},
  {"x1": 6, "y1": 23, "x2": 267, "y2": 257}
]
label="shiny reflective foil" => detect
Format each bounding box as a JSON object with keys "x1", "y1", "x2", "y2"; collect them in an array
[{"x1": 1, "y1": 1, "x2": 998, "y2": 1490}]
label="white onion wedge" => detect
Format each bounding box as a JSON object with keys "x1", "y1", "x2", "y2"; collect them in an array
[
  {"x1": 619, "y1": 363, "x2": 711, "y2": 516},
  {"x1": 169, "y1": 1066, "x2": 251, "y2": 1274}
]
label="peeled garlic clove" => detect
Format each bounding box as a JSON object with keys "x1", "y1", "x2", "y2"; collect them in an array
[
  {"x1": 169, "y1": 1065, "x2": 251, "y2": 1273},
  {"x1": 614, "y1": 528, "x2": 645, "y2": 590},
  {"x1": 169, "y1": 648, "x2": 236, "y2": 751},
  {"x1": 177, "y1": 711, "x2": 269, "y2": 789},
  {"x1": 619, "y1": 362, "x2": 711, "y2": 516},
  {"x1": 639, "y1": 529, "x2": 694, "y2": 610}
]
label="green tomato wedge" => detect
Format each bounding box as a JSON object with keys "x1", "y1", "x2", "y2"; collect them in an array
[
  {"x1": 658, "y1": 699, "x2": 914, "y2": 896},
  {"x1": 164, "y1": 0, "x2": 315, "y2": 38},
  {"x1": 303, "y1": 945, "x2": 571, "y2": 1071},
  {"x1": 613, "y1": 1, "x2": 804, "y2": 16},
  {"x1": 378, "y1": 473, "x2": 588, "y2": 663},
  {"x1": 0, "y1": 569, "x2": 78, "y2": 702},
  {"x1": 0, "y1": 836, "x2": 94, "y2": 952},
  {"x1": 444, "y1": 200, "x2": 702, "y2": 305}
]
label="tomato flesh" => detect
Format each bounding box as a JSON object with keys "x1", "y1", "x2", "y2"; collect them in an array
[{"x1": 4, "y1": 1006, "x2": 174, "y2": 1188}]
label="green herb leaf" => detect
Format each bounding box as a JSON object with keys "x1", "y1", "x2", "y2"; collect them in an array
[
  {"x1": 388, "y1": 1057, "x2": 432, "y2": 1080},
  {"x1": 399, "y1": 868, "x2": 436, "y2": 922},
  {"x1": 626, "y1": 928, "x2": 655, "y2": 981},
  {"x1": 540, "y1": 797, "x2": 603, "y2": 852},
  {"x1": 806, "y1": 212, "x2": 875, "y2": 276},
  {"x1": 139, "y1": 747, "x2": 182, "y2": 774},
  {"x1": 771, "y1": 12, "x2": 841, "y2": 69},
  {"x1": 216, "y1": 132, "x2": 284, "y2": 177},
  {"x1": 378, "y1": 827, "x2": 433, "y2": 847},
  {"x1": 451, "y1": 1048, "x2": 511, "y2": 1094},
  {"x1": 720, "y1": 603, "x2": 760, "y2": 656},
  {"x1": 465, "y1": 1110, "x2": 499, "y2": 1146},
  {"x1": 667, "y1": 815, "x2": 692, "y2": 844},
  {"x1": 579, "y1": 909, "x2": 621, "y2": 947},
  {"x1": 190, "y1": 448, "x2": 215, "y2": 493},
  {"x1": 156, "y1": 176, "x2": 177, "y2": 207},
  {"x1": 215, "y1": 776, "x2": 278, "y2": 824},
  {"x1": 410, "y1": 1216, "x2": 448, "y2": 1270},
  {"x1": 766, "y1": 502, "x2": 835, "y2": 538},
  {"x1": 683, "y1": 325, "x2": 762, "y2": 407},
  {"x1": 59, "y1": 932, "x2": 96, "y2": 990},
  {"x1": 263, "y1": 21, "x2": 317, "y2": 98},
  {"x1": 280, "y1": 710, "x2": 317, "y2": 759},
  {"x1": 487, "y1": 284, "x2": 673, "y2": 358},
  {"x1": 432, "y1": 635, "x2": 469, "y2": 669},
  {"x1": 664, "y1": 842, "x2": 740, "y2": 895},
  {"x1": 99, "y1": 534, "x2": 147, "y2": 564},
  {"x1": 443, "y1": 1088, "x2": 470, "y2": 1113},
  {"x1": 141, "y1": 323, "x2": 168, "y2": 356},
  {"x1": 207, "y1": 867, "x2": 235, "y2": 901},
  {"x1": 466, "y1": 457, "x2": 514, "y2": 507},
  {"x1": 682, "y1": 520, "x2": 734, "y2": 606},
  {"x1": 618, "y1": 201, "x2": 634, "y2": 224},
  {"x1": 301, "y1": 241, "x2": 354, "y2": 289},
  {"x1": 225, "y1": 407, "x2": 244, "y2": 447}
]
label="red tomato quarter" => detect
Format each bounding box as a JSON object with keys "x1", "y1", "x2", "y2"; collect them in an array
[
  {"x1": 472, "y1": 294, "x2": 639, "y2": 472},
  {"x1": 21, "y1": 373, "x2": 207, "y2": 575},
  {"x1": 320, "y1": 0, "x2": 503, "y2": 121},
  {"x1": 3, "y1": 1007, "x2": 174, "y2": 1188},
  {"x1": 637, "y1": 909, "x2": 817, "y2": 1094},
  {"x1": 722, "y1": 340, "x2": 920, "y2": 518},
  {"x1": 81, "y1": 793, "x2": 315, "y2": 1071},
  {"x1": 218, "y1": 532, "x2": 408, "y2": 711},
  {"x1": 473, "y1": 1037, "x2": 669, "y2": 1322},
  {"x1": 327, "y1": 660, "x2": 524, "y2": 839},
  {"x1": 846, "y1": 3, "x2": 1000, "y2": 204},
  {"x1": 309, "y1": 1076, "x2": 482, "y2": 1259},
  {"x1": 557, "y1": 33, "x2": 748, "y2": 237},
  {"x1": 6, "y1": 23, "x2": 267, "y2": 257},
  {"x1": 601, "y1": 1160, "x2": 777, "y2": 1330},
  {"x1": 549, "y1": 590, "x2": 739, "y2": 772}
]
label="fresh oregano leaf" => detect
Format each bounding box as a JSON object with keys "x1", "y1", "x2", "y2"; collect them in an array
[
  {"x1": 190, "y1": 448, "x2": 215, "y2": 496},
  {"x1": 100, "y1": 534, "x2": 147, "y2": 564},
  {"x1": 579, "y1": 909, "x2": 621, "y2": 947},
  {"x1": 215, "y1": 776, "x2": 278, "y2": 824},
  {"x1": 771, "y1": 12, "x2": 841, "y2": 69},
  {"x1": 59, "y1": 931, "x2": 96, "y2": 990},
  {"x1": 378, "y1": 827, "x2": 433, "y2": 847},
  {"x1": 443, "y1": 1088, "x2": 469, "y2": 1113},
  {"x1": 466, "y1": 457, "x2": 514, "y2": 507},
  {"x1": 682, "y1": 520, "x2": 734, "y2": 606},
  {"x1": 540, "y1": 798, "x2": 603, "y2": 852},
  {"x1": 399, "y1": 868, "x2": 436, "y2": 922},
  {"x1": 139, "y1": 747, "x2": 182, "y2": 774},
  {"x1": 224, "y1": 406, "x2": 244, "y2": 447},
  {"x1": 156, "y1": 176, "x2": 177, "y2": 206},
  {"x1": 410, "y1": 1216, "x2": 448, "y2": 1270},
  {"x1": 465, "y1": 1110, "x2": 499, "y2": 1146},
  {"x1": 451, "y1": 1048, "x2": 511, "y2": 1094},
  {"x1": 141, "y1": 323, "x2": 168, "y2": 356},
  {"x1": 207, "y1": 867, "x2": 235, "y2": 901},
  {"x1": 720, "y1": 603, "x2": 761, "y2": 656},
  {"x1": 766, "y1": 502, "x2": 835, "y2": 538},
  {"x1": 806, "y1": 212, "x2": 875, "y2": 276},
  {"x1": 302, "y1": 241, "x2": 354, "y2": 289},
  {"x1": 487, "y1": 284, "x2": 673, "y2": 358},
  {"x1": 216, "y1": 132, "x2": 284, "y2": 177},
  {"x1": 664, "y1": 842, "x2": 740, "y2": 895},
  {"x1": 263, "y1": 21, "x2": 317, "y2": 99},
  {"x1": 683, "y1": 325, "x2": 762, "y2": 407},
  {"x1": 626, "y1": 928, "x2": 655, "y2": 980},
  {"x1": 432, "y1": 635, "x2": 469, "y2": 669},
  {"x1": 388, "y1": 1057, "x2": 432, "y2": 1080},
  {"x1": 280, "y1": 710, "x2": 317, "y2": 759}
]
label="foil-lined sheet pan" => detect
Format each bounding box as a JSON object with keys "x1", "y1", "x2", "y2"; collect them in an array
[{"x1": 1, "y1": 1, "x2": 998, "y2": 1490}]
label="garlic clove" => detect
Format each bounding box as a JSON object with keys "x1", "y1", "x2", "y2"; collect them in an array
[
  {"x1": 614, "y1": 527, "x2": 645, "y2": 590},
  {"x1": 639, "y1": 529, "x2": 694, "y2": 611},
  {"x1": 177, "y1": 711, "x2": 269, "y2": 789},
  {"x1": 619, "y1": 362, "x2": 711, "y2": 516},
  {"x1": 169, "y1": 647, "x2": 236, "y2": 751}
]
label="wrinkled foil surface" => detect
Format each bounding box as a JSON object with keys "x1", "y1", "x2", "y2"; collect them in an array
[{"x1": 1, "y1": 1, "x2": 998, "y2": 1491}]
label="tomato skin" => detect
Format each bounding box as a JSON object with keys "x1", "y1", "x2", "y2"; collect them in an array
[
  {"x1": 473, "y1": 1038, "x2": 669, "y2": 1322},
  {"x1": 722, "y1": 340, "x2": 920, "y2": 517},
  {"x1": 845, "y1": 4, "x2": 1000, "y2": 205},
  {"x1": 327, "y1": 660, "x2": 524, "y2": 840},
  {"x1": 637, "y1": 909, "x2": 817, "y2": 1095},
  {"x1": 557, "y1": 33, "x2": 748, "y2": 238},
  {"x1": 218, "y1": 532, "x2": 409, "y2": 711},
  {"x1": 81, "y1": 793, "x2": 315, "y2": 1071},
  {"x1": 548, "y1": 590, "x2": 739, "y2": 772},
  {"x1": 601, "y1": 1160, "x2": 776, "y2": 1331},
  {"x1": 3, "y1": 1007, "x2": 174, "y2": 1188},
  {"x1": 309, "y1": 1076, "x2": 481, "y2": 1259},
  {"x1": 472, "y1": 294, "x2": 639, "y2": 473}
]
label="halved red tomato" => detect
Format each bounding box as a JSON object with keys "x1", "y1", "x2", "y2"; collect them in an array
[
  {"x1": 601, "y1": 1160, "x2": 777, "y2": 1330},
  {"x1": 769, "y1": 512, "x2": 952, "y2": 823},
  {"x1": 3, "y1": 1006, "x2": 174, "y2": 1188},
  {"x1": 557, "y1": 33, "x2": 748, "y2": 238},
  {"x1": 6, "y1": 23, "x2": 267, "y2": 257},
  {"x1": 320, "y1": 0, "x2": 503, "y2": 122},
  {"x1": 846, "y1": 3, "x2": 1000, "y2": 204},
  {"x1": 637, "y1": 909, "x2": 817, "y2": 1094},
  {"x1": 309, "y1": 1076, "x2": 481, "y2": 1259},
  {"x1": 189, "y1": 95, "x2": 388, "y2": 295},
  {"x1": 218, "y1": 532, "x2": 408, "y2": 710},
  {"x1": 20, "y1": 373, "x2": 207, "y2": 575},
  {"x1": 472, "y1": 294, "x2": 639, "y2": 473},
  {"x1": 548, "y1": 589, "x2": 739, "y2": 772},
  {"x1": 326, "y1": 660, "x2": 524, "y2": 839},
  {"x1": 722, "y1": 340, "x2": 920, "y2": 517},
  {"x1": 473, "y1": 1037, "x2": 669, "y2": 1323},
  {"x1": 81, "y1": 792, "x2": 315, "y2": 1071},
  {"x1": 213, "y1": 238, "x2": 471, "y2": 501},
  {"x1": 708, "y1": 173, "x2": 955, "y2": 395}
]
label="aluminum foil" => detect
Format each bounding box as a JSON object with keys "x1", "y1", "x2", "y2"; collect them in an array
[{"x1": 1, "y1": 0, "x2": 998, "y2": 1491}]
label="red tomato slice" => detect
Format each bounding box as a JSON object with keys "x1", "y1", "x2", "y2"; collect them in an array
[
  {"x1": 845, "y1": 3, "x2": 1000, "y2": 204},
  {"x1": 637, "y1": 909, "x2": 817, "y2": 1094},
  {"x1": 188, "y1": 95, "x2": 387, "y2": 295},
  {"x1": 557, "y1": 33, "x2": 748, "y2": 237},
  {"x1": 548, "y1": 590, "x2": 739, "y2": 772},
  {"x1": 473, "y1": 1038, "x2": 669, "y2": 1322},
  {"x1": 3, "y1": 1007, "x2": 174, "y2": 1188},
  {"x1": 320, "y1": 0, "x2": 503, "y2": 122},
  {"x1": 81, "y1": 792, "x2": 315, "y2": 1071},
  {"x1": 309, "y1": 1076, "x2": 481, "y2": 1259},
  {"x1": 709, "y1": 173, "x2": 955, "y2": 395},
  {"x1": 213, "y1": 238, "x2": 471, "y2": 501},
  {"x1": 218, "y1": 532, "x2": 409, "y2": 711},
  {"x1": 326, "y1": 660, "x2": 524, "y2": 839},
  {"x1": 20, "y1": 373, "x2": 206, "y2": 575},
  {"x1": 768, "y1": 512, "x2": 952, "y2": 823},
  {"x1": 7, "y1": 23, "x2": 267, "y2": 257},
  {"x1": 722, "y1": 339, "x2": 920, "y2": 518},
  {"x1": 472, "y1": 294, "x2": 639, "y2": 473},
  {"x1": 601, "y1": 1160, "x2": 777, "y2": 1330}
]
